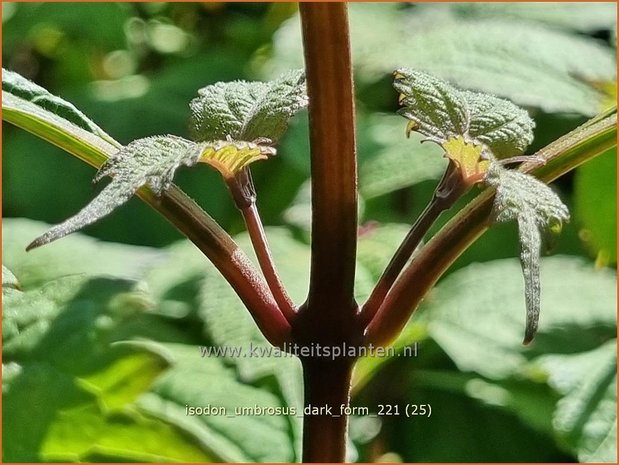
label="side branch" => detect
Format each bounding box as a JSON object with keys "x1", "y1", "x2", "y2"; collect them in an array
[
  {"x1": 300, "y1": 3, "x2": 358, "y2": 314},
  {"x1": 2, "y1": 108, "x2": 291, "y2": 347},
  {"x1": 366, "y1": 113, "x2": 617, "y2": 345},
  {"x1": 360, "y1": 163, "x2": 464, "y2": 326}
]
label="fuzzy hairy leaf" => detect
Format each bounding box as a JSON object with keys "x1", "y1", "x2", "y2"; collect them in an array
[
  {"x1": 394, "y1": 69, "x2": 468, "y2": 141},
  {"x1": 486, "y1": 164, "x2": 570, "y2": 343},
  {"x1": 463, "y1": 90, "x2": 535, "y2": 158},
  {"x1": 189, "y1": 69, "x2": 307, "y2": 143},
  {"x1": 2, "y1": 68, "x2": 113, "y2": 143},
  {"x1": 27, "y1": 136, "x2": 274, "y2": 250},
  {"x1": 394, "y1": 69, "x2": 535, "y2": 158}
]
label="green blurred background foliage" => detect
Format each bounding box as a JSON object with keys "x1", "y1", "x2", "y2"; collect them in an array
[{"x1": 2, "y1": 2, "x2": 617, "y2": 463}]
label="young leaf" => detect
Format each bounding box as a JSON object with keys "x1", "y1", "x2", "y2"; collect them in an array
[
  {"x1": 440, "y1": 136, "x2": 489, "y2": 185},
  {"x1": 189, "y1": 69, "x2": 308, "y2": 143},
  {"x1": 485, "y1": 163, "x2": 570, "y2": 344},
  {"x1": 394, "y1": 69, "x2": 535, "y2": 158},
  {"x1": 27, "y1": 136, "x2": 275, "y2": 250},
  {"x1": 394, "y1": 69, "x2": 535, "y2": 190},
  {"x1": 393, "y1": 69, "x2": 468, "y2": 141},
  {"x1": 462, "y1": 90, "x2": 535, "y2": 158}
]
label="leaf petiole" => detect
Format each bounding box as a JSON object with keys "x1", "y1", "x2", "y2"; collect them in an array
[
  {"x1": 360, "y1": 162, "x2": 465, "y2": 326},
  {"x1": 227, "y1": 171, "x2": 297, "y2": 322}
]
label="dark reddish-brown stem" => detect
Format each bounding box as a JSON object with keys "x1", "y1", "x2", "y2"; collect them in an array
[
  {"x1": 295, "y1": 3, "x2": 361, "y2": 462},
  {"x1": 360, "y1": 163, "x2": 464, "y2": 326},
  {"x1": 241, "y1": 202, "x2": 296, "y2": 322},
  {"x1": 300, "y1": 358, "x2": 355, "y2": 463},
  {"x1": 301, "y1": 2, "x2": 358, "y2": 317}
]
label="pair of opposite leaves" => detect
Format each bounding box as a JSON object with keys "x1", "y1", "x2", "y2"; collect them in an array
[{"x1": 14, "y1": 68, "x2": 568, "y2": 344}]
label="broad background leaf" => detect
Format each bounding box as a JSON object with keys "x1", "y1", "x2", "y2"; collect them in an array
[
  {"x1": 267, "y1": 3, "x2": 616, "y2": 115},
  {"x1": 2, "y1": 219, "x2": 302, "y2": 462}
]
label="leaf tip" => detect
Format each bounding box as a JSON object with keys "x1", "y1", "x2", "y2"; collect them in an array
[
  {"x1": 522, "y1": 321, "x2": 538, "y2": 345},
  {"x1": 25, "y1": 235, "x2": 49, "y2": 252}
]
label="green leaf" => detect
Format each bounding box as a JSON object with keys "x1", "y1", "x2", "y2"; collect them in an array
[
  {"x1": 4, "y1": 218, "x2": 303, "y2": 462},
  {"x1": 424, "y1": 257, "x2": 616, "y2": 379},
  {"x1": 536, "y1": 341, "x2": 617, "y2": 463},
  {"x1": 27, "y1": 136, "x2": 274, "y2": 250},
  {"x1": 378, "y1": 374, "x2": 568, "y2": 462},
  {"x1": 189, "y1": 69, "x2": 307, "y2": 143},
  {"x1": 449, "y1": 2, "x2": 617, "y2": 33},
  {"x1": 486, "y1": 165, "x2": 570, "y2": 343},
  {"x1": 268, "y1": 4, "x2": 616, "y2": 115},
  {"x1": 394, "y1": 69, "x2": 535, "y2": 158},
  {"x1": 2, "y1": 265, "x2": 19, "y2": 290},
  {"x1": 3, "y1": 218, "x2": 161, "y2": 289},
  {"x1": 574, "y1": 148, "x2": 617, "y2": 265},
  {"x1": 42, "y1": 404, "x2": 214, "y2": 462},
  {"x1": 2, "y1": 264, "x2": 208, "y2": 461},
  {"x1": 393, "y1": 69, "x2": 469, "y2": 141},
  {"x1": 136, "y1": 343, "x2": 299, "y2": 463},
  {"x1": 2, "y1": 68, "x2": 116, "y2": 145},
  {"x1": 463, "y1": 90, "x2": 535, "y2": 158}
]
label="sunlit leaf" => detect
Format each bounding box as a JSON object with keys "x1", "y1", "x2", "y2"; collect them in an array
[
  {"x1": 2, "y1": 265, "x2": 20, "y2": 290},
  {"x1": 425, "y1": 257, "x2": 616, "y2": 379},
  {"x1": 269, "y1": 4, "x2": 616, "y2": 115},
  {"x1": 189, "y1": 69, "x2": 307, "y2": 143},
  {"x1": 394, "y1": 68, "x2": 535, "y2": 158},
  {"x1": 2, "y1": 68, "x2": 116, "y2": 145},
  {"x1": 486, "y1": 164, "x2": 570, "y2": 343},
  {"x1": 26, "y1": 136, "x2": 274, "y2": 250},
  {"x1": 449, "y1": 3, "x2": 617, "y2": 33}
]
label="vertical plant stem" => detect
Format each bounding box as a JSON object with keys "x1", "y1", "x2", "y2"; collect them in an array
[
  {"x1": 300, "y1": 3, "x2": 358, "y2": 315},
  {"x1": 301, "y1": 358, "x2": 355, "y2": 463},
  {"x1": 241, "y1": 202, "x2": 296, "y2": 322},
  {"x1": 296, "y1": 4, "x2": 361, "y2": 462}
]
